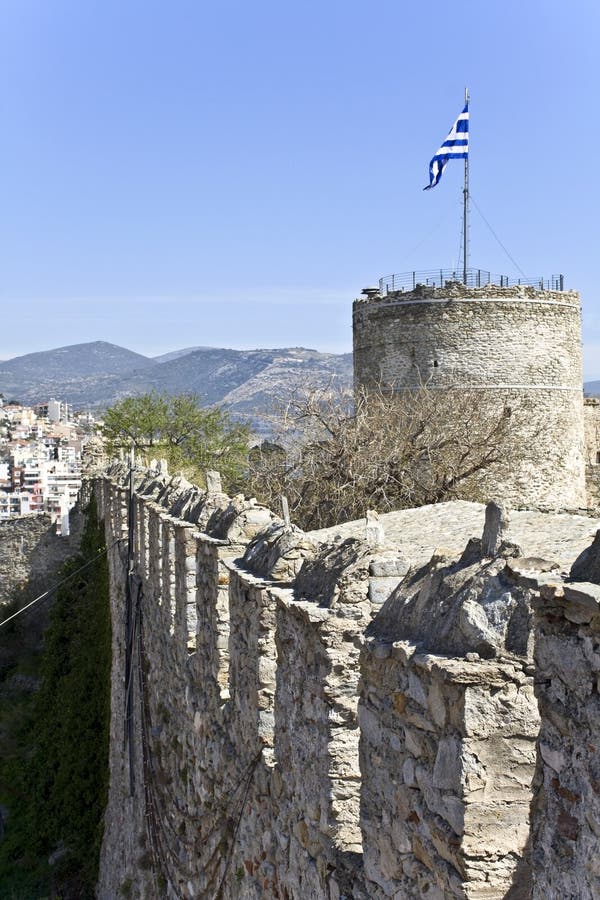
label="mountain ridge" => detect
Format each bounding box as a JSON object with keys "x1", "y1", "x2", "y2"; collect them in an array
[
  {"x1": 0, "y1": 341, "x2": 155, "y2": 377},
  {"x1": 2, "y1": 340, "x2": 598, "y2": 436},
  {"x1": 0, "y1": 341, "x2": 353, "y2": 432}
]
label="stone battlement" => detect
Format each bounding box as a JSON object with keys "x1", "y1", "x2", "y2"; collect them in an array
[
  {"x1": 355, "y1": 282, "x2": 579, "y2": 306},
  {"x1": 95, "y1": 463, "x2": 600, "y2": 899}
]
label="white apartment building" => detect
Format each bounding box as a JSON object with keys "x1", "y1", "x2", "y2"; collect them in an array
[
  {"x1": 0, "y1": 490, "x2": 43, "y2": 519},
  {"x1": 0, "y1": 400, "x2": 85, "y2": 530}
]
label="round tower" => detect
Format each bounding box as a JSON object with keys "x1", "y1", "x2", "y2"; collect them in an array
[{"x1": 353, "y1": 278, "x2": 585, "y2": 509}]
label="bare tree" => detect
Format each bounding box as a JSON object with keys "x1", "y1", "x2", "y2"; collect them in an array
[{"x1": 248, "y1": 383, "x2": 540, "y2": 531}]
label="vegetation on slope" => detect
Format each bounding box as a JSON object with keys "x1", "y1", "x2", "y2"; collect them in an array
[{"x1": 0, "y1": 496, "x2": 111, "y2": 899}]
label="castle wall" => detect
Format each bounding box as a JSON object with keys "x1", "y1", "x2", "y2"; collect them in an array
[
  {"x1": 96, "y1": 479, "x2": 154, "y2": 898},
  {"x1": 95, "y1": 467, "x2": 379, "y2": 898},
  {"x1": 0, "y1": 510, "x2": 83, "y2": 605},
  {"x1": 194, "y1": 532, "x2": 230, "y2": 713},
  {"x1": 95, "y1": 464, "x2": 600, "y2": 900},
  {"x1": 358, "y1": 542, "x2": 544, "y2": 900},
  {"x1": 97, "y1": 466, "x2": 297, "y2": 900},
  {"x1": 360, "y1": 645, "x2": 538, "y2": 899},
  {"x1": 273, "y1": 587, "x2": 365, "y2": 863},
  {"x1": 228, "y1": 565, "x2": 278, "y2": 756},
  {"x1": 353, "y1": 285, "x2": 585, "y2": 509},
  {"x1": 584, "y1": 398, "x2": 600, "y2": 507},
  {"x1": 530, "y1": 578, "x2": 600, "y2": 898}
]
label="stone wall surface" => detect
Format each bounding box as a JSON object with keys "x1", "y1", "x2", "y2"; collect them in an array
[
  {"x1": 584, "y1": 398, "x2": 600, "y2": 507},
  {"x1": 353, "y1": 284, "x2": 585, "y2": 509},
  {"x1": 0, "y1": 509, "x2": 83, "y2": 605},
  {"x1": 359, "y1": 541, "x2": 548, "y2": 899},
  {"x1": 584, "y1": 399, "x2": 600, "y2": 460},
  {"x1": 96, "y1": 463, "x2": 600, "y2": 900},
  {"x1": 530, "y1": 574, "x2": 600, "y2": 899}
]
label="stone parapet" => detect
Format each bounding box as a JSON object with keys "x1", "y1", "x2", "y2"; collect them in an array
[
  {"x1": 94, "y1": 464, "x2": 600, "y2": 899},
  {"x1": 360, "y1": 641, "x2": 537, "y2": 899},
  {"x1": 356, "y1": 283, "x2": 578, "y2": 305},
  {"x1": 531, "y1": 578, "x2": 600, "y2": 898},
  {"x1": 358, "y1": 540, "x2": 542, "y2": 898}
]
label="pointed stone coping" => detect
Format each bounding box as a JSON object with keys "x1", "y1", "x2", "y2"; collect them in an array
[{"x1": 366, "y1": 548, "x2": 544, "y2": 660}]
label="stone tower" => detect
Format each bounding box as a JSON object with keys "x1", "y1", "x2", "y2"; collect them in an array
[{"x1": 353, "y1": 278, "x2": 586, "y2": 509}]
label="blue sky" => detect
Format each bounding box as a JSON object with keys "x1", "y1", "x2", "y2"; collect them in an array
[{"x1": 2, "y1": 0, "x2": 600, "y2": 378}]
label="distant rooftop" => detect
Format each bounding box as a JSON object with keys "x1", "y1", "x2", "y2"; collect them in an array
[{"x1": 377, "y1": 268, "x2": 565, "y2": 295}]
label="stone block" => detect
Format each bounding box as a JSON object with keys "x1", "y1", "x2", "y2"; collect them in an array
[
  {"x1": 369, "y1": 576, "x2": 403, "y2": 606},
  {"x1": 407, "y1": 672, "x2": 428, "y2": 708},
  {"x1": 482, "y1": 501, "x2": 509, "y2": 558},
  {"x1": 432, "y1": 736, "x2": 463, "y2": 792},
  {"x1": 570, "y1": 530, "x2": 600, "y2": 585},
  {"x1": 369, "y1": 557, "x2": 409, "y2": 578}
]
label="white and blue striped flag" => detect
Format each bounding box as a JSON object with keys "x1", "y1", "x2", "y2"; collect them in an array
[{"x1": 424, "y1": 103, "x2": 469, "y2": 190}]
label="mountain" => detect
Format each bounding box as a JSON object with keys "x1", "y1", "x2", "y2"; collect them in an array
[
  {"x1": 114, "y1": 347, "x2": 351, "y2": 404},
  {"x1": 585, "y1": 382, "x2": 600, "y2": 396},
  {"x1": 0, "y1": 342, "x2": 354, "y2": 432},
  {"x1": 94, "y1": 347, "x2": 353, "y2": 433},
  {"x1": 218, "y1": 350, "x2": 353, "y2": 434},
  {"x1": 152, "y1": 347, "x2": 212, "y2": 364},
  {"x1": 0, "y1": 341, "x2": 154, "y2": 379},
  {"x1": 0, "y1": 341, "x2": 156, "y2": 404}
]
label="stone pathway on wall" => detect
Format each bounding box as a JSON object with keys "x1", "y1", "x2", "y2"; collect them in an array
[{"x1": 311, "y1": 500, "x2": 600, "y2": 570}]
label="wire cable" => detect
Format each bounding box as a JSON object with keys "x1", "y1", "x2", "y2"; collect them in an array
[
  {"x1": 397, "y1": 210, "x2": 453, "y2": 266},
  {"x1": 470, "y1": 193, "x2": 526, "y2": 277},
  {"x1": 0, "y1": 537, "x2": 124, "y2": 630}
]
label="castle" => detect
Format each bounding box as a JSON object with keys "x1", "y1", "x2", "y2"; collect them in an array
[{"x1": 92, "y1": 274, "x2": 600, "y2": 898}]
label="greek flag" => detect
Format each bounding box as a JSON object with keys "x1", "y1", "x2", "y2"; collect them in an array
[{"x1": 424, "y1": 103, "x2": 469, "y2": 190}]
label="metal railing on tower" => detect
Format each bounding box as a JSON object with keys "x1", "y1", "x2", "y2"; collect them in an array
[{"x1": 377, "y1": 269, "x2": 565, "y2": 295}]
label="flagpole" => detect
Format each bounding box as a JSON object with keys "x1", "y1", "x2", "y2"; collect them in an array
[{"x1": 463, "y1": 86, "x2": 469, "y2": 285}]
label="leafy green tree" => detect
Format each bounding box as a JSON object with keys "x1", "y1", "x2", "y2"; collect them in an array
[
  {"x1": 101, "y1": 393, "x2": 169, "y2": 453},
  {"x1": 102, "y1": 392, "x2": 249, "y2": 490}
]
